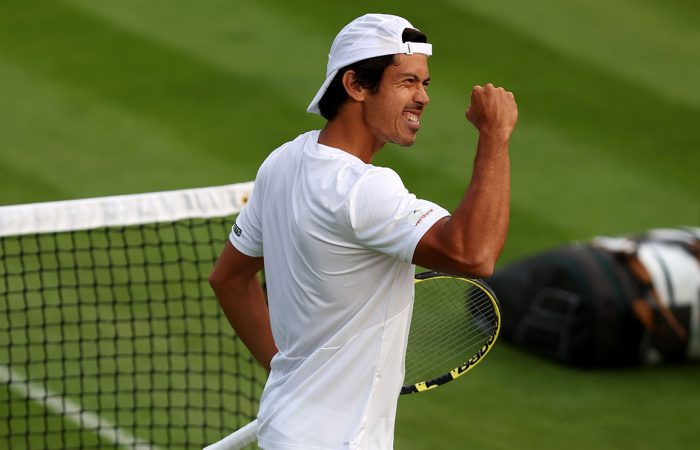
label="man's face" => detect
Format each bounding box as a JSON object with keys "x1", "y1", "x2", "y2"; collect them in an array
[{"x1": 362, "y1": 53, "x2": 431, "y2": 147}]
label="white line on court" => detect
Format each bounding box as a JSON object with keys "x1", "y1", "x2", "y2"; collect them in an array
[{"x1": 0, "y1": 364, "x2": 162, "y2": 450}]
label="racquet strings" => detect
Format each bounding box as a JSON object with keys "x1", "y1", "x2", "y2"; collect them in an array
[{"x1": 404, "y1": 276, "x2": 497, "y2": 386}]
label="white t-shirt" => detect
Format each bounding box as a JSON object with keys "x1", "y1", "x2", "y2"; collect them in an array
[{"x1": 230, "y1": 130, "x2": 449, "y2": 450}]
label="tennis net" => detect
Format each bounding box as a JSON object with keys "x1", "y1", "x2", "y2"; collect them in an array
[{"x1": 0, "y1": 183, "x2": 264, "y2": 449}]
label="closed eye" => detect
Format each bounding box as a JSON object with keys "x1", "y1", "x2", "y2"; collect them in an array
[{"x1": 398, "y1": 73, "x2": 430, "y2": 87}]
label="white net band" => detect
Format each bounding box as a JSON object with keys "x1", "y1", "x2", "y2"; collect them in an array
[{"x1": 0, "y1": 182, "x2": 254, "y2": 237}]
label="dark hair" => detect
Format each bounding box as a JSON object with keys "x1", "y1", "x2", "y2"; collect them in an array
[{"x1": 318, "y1": 28, "x2": 428, "y2": 120}]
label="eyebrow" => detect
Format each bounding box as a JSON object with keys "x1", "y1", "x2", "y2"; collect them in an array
[{"x1": 398, "y1": 73, "x2": 431, "y2": 83}]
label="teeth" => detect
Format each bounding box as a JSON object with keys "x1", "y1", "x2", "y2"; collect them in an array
[{"x1": 404, "y1": 112, "x2": 419, "y2": 123}]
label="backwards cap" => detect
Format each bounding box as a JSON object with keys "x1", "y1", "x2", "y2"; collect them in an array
[{"x1": 307, "y1": 14, "x2": 432, "y2": 115}]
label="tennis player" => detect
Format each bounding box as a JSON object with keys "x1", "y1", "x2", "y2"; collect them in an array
[{"x1": 210, "y1": 13, "x2": 517, "y2": 450}]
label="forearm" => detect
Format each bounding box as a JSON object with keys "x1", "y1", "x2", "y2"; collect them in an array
[
  {"x1": 413, "y1": 83, "x2": 516, "y2": 277},
  {"x1": 445, "y1": 132, "x2": 510, "y2": 273},
  {"x1": 211, "y1": 273, "x2": 277, "y2": 372}
]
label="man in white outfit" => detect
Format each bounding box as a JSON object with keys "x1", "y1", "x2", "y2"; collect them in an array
[{"x1": 209, "y1": 13, "x2": 518, "y2": 450}]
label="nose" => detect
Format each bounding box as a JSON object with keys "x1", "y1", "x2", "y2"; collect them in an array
[{"x1": 415, "y1": 84, "x2": 430, "y2": 106}]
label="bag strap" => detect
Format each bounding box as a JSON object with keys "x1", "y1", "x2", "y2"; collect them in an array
[{"x1": 624, "y1": 253, "x2": 688, "y2": 341}]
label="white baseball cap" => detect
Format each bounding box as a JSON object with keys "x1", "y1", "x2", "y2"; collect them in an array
[{"x1": 307, "y1": 14, "x2": 432, "y2": 115}]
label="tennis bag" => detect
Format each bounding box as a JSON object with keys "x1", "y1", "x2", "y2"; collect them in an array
[{"x1": 486, "y1": 227, "x2": 700, "y2": 367}]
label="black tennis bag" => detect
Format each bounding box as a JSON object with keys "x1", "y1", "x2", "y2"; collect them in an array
[{"x1": 486, "y1": 228, "x2": 700, "y2": 367}]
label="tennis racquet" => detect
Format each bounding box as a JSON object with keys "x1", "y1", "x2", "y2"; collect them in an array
[{"x1": 203, "y1": 271, "x2": 501, "y2": 450}]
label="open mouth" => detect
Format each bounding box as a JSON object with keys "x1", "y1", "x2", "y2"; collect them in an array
[{"x1": 403, "y1": 111, "x2": 421, "y2": 131}]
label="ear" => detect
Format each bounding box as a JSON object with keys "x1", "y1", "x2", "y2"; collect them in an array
[{"x1": 342, "y1": 70, "x2": 367, "y2": 102}]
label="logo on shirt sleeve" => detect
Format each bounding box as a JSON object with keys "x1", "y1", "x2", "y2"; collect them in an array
[
  {"x1": 407, "y1": 208, "x2": 434, "y2": 227},
  {"x1": 232, "y1": 222, "x2": 243, "y2": 237}
]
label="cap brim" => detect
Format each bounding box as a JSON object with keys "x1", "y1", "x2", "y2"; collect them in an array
[{"x1": 307, "y1": 68, "x2": 338, "y2": 115}]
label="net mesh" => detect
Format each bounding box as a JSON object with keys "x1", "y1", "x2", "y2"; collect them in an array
[{"x1": 1, "y1": 189, "x2": 264, "y2": 449}]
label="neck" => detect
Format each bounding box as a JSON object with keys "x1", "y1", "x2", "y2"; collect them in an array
[{"x1": 317, "y1": 106, "x2": 383, "y2": 163}]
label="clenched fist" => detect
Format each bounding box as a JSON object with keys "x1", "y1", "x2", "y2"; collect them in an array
[{"x1": 466, "y1": 84, "x2": 518, "y2": 140}]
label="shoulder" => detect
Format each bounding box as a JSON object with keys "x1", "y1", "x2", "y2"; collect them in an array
[
  {"x1": 345, "y1": 165, "x2": 411, "y2": 227},
  {"x1": 261, "y1": 131, "x2": 317, "y2": 168},
  {"x1": 254, "y1": 131, "x2": 319, "y2": 188},
  {"x1": 347, "y1": 166, "x2": 406, "y2": 203}
]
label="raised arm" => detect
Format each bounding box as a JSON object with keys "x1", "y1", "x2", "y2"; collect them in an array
[
  {"x1": 209, "y1": 241, "x2": 278, "y2": 371},
  {"x1": 413, "y1": 83, "x2": 518, "y2": 277}
]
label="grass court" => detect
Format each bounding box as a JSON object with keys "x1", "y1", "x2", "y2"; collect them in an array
[{"x1": 1, "y1": 1, "x2": 699, "y2": 449}]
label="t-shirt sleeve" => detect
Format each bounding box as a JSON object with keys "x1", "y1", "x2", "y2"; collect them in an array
[
  {"x1": 347, "y1": 167, "x2": 450, "y2": 263},
  {"x1": 229, "y1": 181, "x2": 264, "y2": 257}
]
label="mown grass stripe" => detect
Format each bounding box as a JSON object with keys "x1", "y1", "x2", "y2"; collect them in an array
[
  {"x1": 442, "y1": 0, "x2": 700, "y2": 110},
  {"x1": 0, "y1": 1, "x2": 312, "y2": 166}
]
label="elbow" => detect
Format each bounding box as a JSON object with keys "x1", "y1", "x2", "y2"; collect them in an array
[
  {"x1": 450, "y1": 238, "x2": 505, "y2": 278},
  {"x1": 459, "y1": 261, "x2": 495, "y2": 279},
  {"x1": 470, "y1": 261, "x2": 495, "y2": 279},
  {"x1": 450, "y1": 252, "x2": 497, "y2": 279},
  {"x1": 414, "y1": 228, "x2": 503, "y2": 278}
]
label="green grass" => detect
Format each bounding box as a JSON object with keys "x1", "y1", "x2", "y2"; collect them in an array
[{"x1": 1, "y1": 0, "x2": 699, "y2": 449}]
